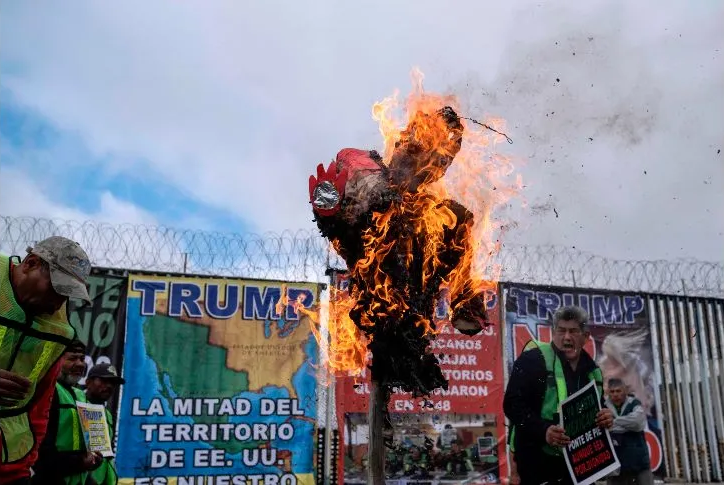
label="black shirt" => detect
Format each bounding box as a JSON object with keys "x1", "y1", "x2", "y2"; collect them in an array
[{"x1": 503, "y1": 344, "x2": 600, "y2": 485}]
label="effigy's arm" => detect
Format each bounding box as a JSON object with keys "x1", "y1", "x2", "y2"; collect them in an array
[{"x1": 436, "y1": 199, "x2": 490, "y2": 336}]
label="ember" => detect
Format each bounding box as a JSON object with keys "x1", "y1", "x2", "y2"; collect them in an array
[{"x1": 308, "y1": 68, "x2": 519, "y2": 482}]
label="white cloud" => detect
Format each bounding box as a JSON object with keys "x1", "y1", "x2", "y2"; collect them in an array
[
  {"x1": 0, "y1": 166, "x2": 156, "y2": 225},
  {"x1": 0, "y1": 166, "x2": 164, "y2": 267},
  {"x1": 0, "y1": 166, "x2": 216, "y2": 277},
  {"x1": 2, "y1": 0, "x2": 722, "y2": 260}
]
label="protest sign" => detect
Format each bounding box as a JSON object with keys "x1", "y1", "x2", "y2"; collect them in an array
[
  {"x1": 561, "y1": 381, "x2": 620, "y2": 485},
  {"x1": 116, "y1": 274, "x2": 320, "y2": 485},
  {"x1": 77, "y1": 401, "x2": 115, "y2": 458}
]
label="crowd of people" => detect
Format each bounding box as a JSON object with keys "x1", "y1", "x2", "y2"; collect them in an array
[
  {"x1": 0, "y1": 236, "x2": 656, "y2": 485},
  {"x1": 0, "y1": 237, "x2": 122, "y2": 485}
]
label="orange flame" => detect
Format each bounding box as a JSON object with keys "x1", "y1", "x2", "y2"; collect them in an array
[{"x1": 316, "y1": 68, "x2": 521, "y2": 377}]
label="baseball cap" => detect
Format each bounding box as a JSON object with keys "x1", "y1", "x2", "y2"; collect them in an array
[
  {"x1": 65, "y1": 339, "x2": 87, "y2": 355},
  {"x1": 87, "y1": 363, "x2": 125, "y2": 384},
  {"x1": 26, "y1": 236, "x2": 91, "y2": 303}
]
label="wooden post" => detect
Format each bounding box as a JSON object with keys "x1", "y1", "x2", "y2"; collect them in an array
[{"x1": 368, "y1": 380, "x2": 387, "y2": 485}]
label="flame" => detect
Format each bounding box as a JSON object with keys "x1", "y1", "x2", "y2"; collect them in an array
[{"x1": 316, "y1": 67, "x2": 521, "y2": 377}]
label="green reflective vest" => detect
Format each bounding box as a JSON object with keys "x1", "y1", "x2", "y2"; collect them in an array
[
  {"x1": 0, "y1": 254, "x2": 75, "y2": 464},
  {"x1": 89, "y1": 407, "x2": 118, "y2": 485},
  {"x1": 56, "y1": 383, "x2": 88, "y2": 485},
  {"x1": 510, "y1": 340, "x2": 603, "y2": 456}
]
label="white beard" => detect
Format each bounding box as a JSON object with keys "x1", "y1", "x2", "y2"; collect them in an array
[{"x1": 60, "y1": 373, "x2": 81, "y2": 386}]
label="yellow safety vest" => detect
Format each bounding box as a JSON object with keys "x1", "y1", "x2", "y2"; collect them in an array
[{"x1": 0, "y1": 254, "x2": 75, "y2": 463}]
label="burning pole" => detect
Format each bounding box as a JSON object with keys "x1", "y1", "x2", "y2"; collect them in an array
[{"x1": 308, "y1": 73, "x2": 512, "y2": 484}]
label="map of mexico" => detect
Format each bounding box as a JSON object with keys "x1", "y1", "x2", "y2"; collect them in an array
[{"x1": 116, "y1": 274, "x2": 321, "y2": 484}]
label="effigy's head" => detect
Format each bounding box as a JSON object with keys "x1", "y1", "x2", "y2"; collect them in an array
[
  {"x1": 388, "y1": 106, "x2": 464, "y2": 192},
  {"x1": 309, "y1": 148, "x2": 389, "y2": 225}
]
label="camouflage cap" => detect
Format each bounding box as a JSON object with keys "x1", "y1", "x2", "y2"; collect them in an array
[
  {"x1": 87, "y1": 362, "x2": 125, "y2": 384},
  {"x1": 27, "y1": 236, "x2": 91, "y2": 302}
]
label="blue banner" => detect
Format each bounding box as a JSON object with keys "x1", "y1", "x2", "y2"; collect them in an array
[{"x1": 116, "y1": 274, "x2": 320, "y2": 485}]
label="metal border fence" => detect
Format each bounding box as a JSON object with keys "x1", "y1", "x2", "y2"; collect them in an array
[
  {"x1": 1, "y1": 215, "x2": 722, "y2": 298},
  {"x1": 3, "y1": 214, "x2": 724, "y2": 482}
]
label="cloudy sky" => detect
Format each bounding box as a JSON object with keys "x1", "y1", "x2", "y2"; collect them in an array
[{"x1": 1, "y1": 0, "x2": 722, "y2": 262}]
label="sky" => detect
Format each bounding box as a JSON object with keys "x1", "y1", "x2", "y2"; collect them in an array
[{"x1": 1, "y1": 0, "x2": 722, "y2": 263}]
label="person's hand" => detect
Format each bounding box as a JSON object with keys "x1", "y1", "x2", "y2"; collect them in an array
[
  {"x1": 545, "y1": 425, "x2": 571, "y2": 447},
  {"x1": 508, "y1": 456, "x2": 520, "y2": 485},
  {"x1": 596, "y1": 408, "x2": 614, "y2": 429},
  {"x1": 82, "y1": 452, "x2": 104, "y2": 471},
  {"x1": 0, "y1": 369, "x2": 31, "y2": 407}
]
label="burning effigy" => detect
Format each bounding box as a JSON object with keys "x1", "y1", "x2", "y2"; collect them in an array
[{"x1": 307, "y1": 72, "x2": 517, "y2": 480}]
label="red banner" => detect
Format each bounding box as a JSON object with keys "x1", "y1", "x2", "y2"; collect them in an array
[
  {"x1": 337, "y1": 309, "x2": 502, "y2": 415},
  {"x1": 333, "y1": 272, "x2": 507, "y2": 483}
]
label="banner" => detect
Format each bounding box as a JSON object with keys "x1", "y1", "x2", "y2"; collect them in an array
[
  {"x1": 334, "y1": 273, "x2": 507, "y2": 484},
  {"x1": 68, "y1": 271, "x2": 128, "y2": 418},
  {"x1": 503, "y1": 284, "x2": 664, "y2": 476},
  {"x1": 116, "y1": 275, "x2": 320, "y2": 485},
  {"x1": 561, "y1": 381, "x2": 620, "y2": 485}
]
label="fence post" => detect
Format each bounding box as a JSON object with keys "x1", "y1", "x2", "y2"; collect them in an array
[{"x1": 323, "y1": 270, "x2": 335, "y2": 485}]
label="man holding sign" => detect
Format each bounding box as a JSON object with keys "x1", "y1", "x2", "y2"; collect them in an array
[
  {"x1": 32, "y1": 340, "x2": 103, "y2": 485},
  {"x1": 84, "y1": 363, "x2": 124, "y2": 485},
  {"x1": 504, "y1": 306, "x2": 615, "y2": 485}
]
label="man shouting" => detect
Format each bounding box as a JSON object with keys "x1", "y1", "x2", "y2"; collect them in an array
[{"x1": 504, "y1": 306, "x2": 614, "y2": 485}]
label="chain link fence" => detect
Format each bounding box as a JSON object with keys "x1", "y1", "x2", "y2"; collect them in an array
[{"x1": 1, "y1": 215, "x2": 722, "y2": 297}]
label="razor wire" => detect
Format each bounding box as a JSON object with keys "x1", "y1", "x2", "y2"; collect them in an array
[{"x1": 0, "y1": 215, "x2": 722, "y2": 298}]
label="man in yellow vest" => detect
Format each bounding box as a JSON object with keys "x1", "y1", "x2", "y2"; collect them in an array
[
  {"x1": 85, "y1": 363, "x2": 124, "y2": 485},
  {"x1": 503, "y1": 306, "x2": 615, "y2": 485},
  {"x1": 31, "y1": 340, "x2": 103, "y2": 485},
  {"x1": 0, "y1": 237, "x2": 92, "y2": 485}
]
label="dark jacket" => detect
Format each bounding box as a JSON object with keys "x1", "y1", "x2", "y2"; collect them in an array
[
  {"x1": 503, "y1": 344, "x2": 600, "y2": 485},
  {"x1": 605, "y1": 396, "x2": 650, "y2": 473}
]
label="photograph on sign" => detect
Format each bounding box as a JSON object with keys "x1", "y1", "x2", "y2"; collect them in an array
[{"x1": 342, "y1": 412, "x2": 501, "y2": 484}]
